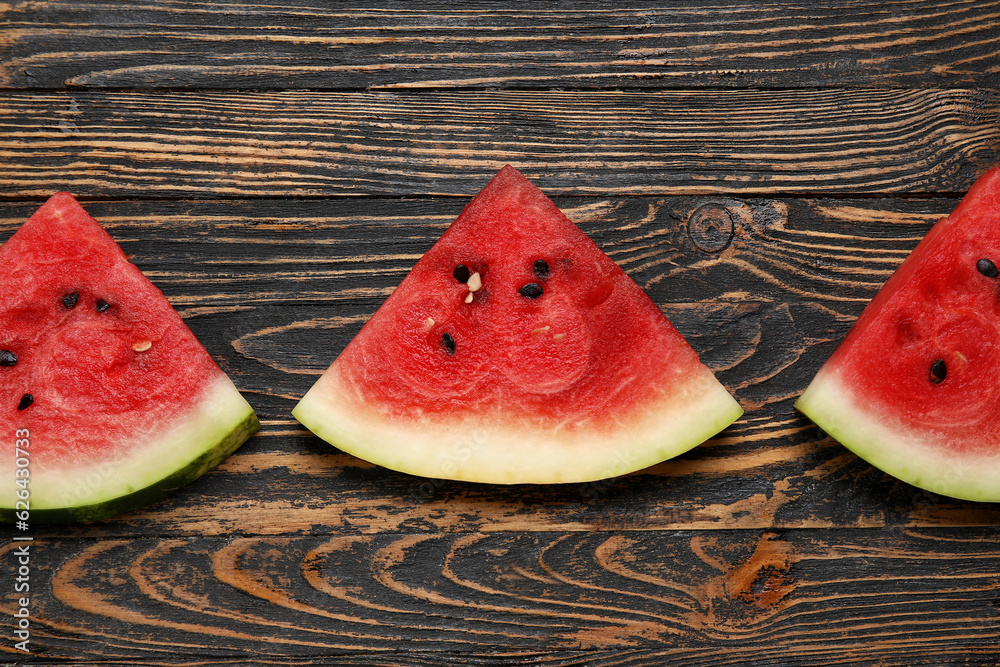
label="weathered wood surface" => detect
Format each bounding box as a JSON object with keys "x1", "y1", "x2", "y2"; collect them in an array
[
  {"x1": 2, "y1": 1, "x2": 999, "y2": 664},
  {"x1": 1, "y1": 1, "x2": 998, "y2": 91},
  {"x1": 0, "y1": 89, "x2": 997, "y2": 199},
  {"x1": 2, "y1": 529, "x2": 1000, "y2": 662}
]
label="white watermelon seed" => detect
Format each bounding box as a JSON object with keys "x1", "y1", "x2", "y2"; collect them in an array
[
  {"x1": 467, "y1": 272, "x2": 482, "y2": 292},
  {"x1": 464, "y1": 292, "x2": 474, "y2": 304},
  {"x1": 531, "y1": 326, "x2": 551, "y2": 336},
  {"x1": 133, "y1": 340, "x2": 153, "y2": 352},
  {"x1": 553, "y1": 333, "x2": 567, "y2": 341}
]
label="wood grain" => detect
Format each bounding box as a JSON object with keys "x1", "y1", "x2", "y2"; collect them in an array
[
  {"x1": 4, "y1": 195, "x2": 1000, "y2": 538},
  {"x1": 1, "y1": 1, "x2": 998, "y2": 91},
  {"x1": 0, "y1": 89, "x2": 997, "y2": 199},
  {"x1": 4, "y1": 530, "x2": 999, "y2": 662}
]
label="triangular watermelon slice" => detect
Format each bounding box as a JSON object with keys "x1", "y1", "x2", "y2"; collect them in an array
[
  {"x1": 1, "y1": 194, "x2": 259, "y2": 522},
  {"x1": 796, "y1": 167, "x2": 1000, "y2": 501},
  {"x1": 294, "y1": 166, "x2": 742, "y2": 483}
]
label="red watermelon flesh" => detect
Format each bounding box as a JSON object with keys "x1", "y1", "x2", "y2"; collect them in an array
[
  {"x1": 293, "y1": 166, "x2": 743, "y2": 483},
  {"x1": 796, "y1": 167, "x2": 1000, "y2": 501},
  {"x1": 1, "y1": 193, "x2": 259, "y2": 522}
]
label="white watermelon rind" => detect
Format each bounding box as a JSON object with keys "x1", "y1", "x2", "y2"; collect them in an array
[
  {"x1": 0, "y1": 375, "x2": 259, "y2": 523},
  {"x1": 293, "y1": 364, "x2": 743, "y2": 484},
  {"x1": 795, "y1": 365, "x2": 1000, "y2": 503}
]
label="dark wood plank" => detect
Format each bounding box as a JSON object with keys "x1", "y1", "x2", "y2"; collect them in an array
[
  {"x1": 4, "y1": 195, "x2": 1000, "y2": 537},
  {"x1": 0, "y1": 90, "x2": 997, "y2": 200},
  {"x1": 6, "y1": 529, "x2": 1000, "y2": 662},
  {"x1": 1, "y1": 1, "x2": 998, "y2": 91}
]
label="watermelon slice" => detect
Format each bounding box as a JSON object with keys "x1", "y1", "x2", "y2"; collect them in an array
[
  {"x1": 796, "y1": 167, "x2": 1000, "y2": 502},
  {"x1": 0, "y1": 193, "x2": 259, "y2": 523},
  {"x1": 293, "y1": 166, "x2": 742, "y2": 484}
]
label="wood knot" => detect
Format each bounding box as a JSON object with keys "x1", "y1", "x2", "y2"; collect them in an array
[
  {"x1": 687, "y1": 203, "x2": 735, "y2": 253},
  {"x1": 724, "y1": 532, "x2": 795, "y2": 609}
]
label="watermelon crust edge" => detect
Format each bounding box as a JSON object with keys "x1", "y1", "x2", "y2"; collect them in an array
[
  {"x1": 293, "y1": 363, "x2": 742, "y2": 484},
  {"x1": 796, "y1": 366, "x2": 1000, "y2": 502},
  {"x1": 1, "y1": 375, "x2": 259, "y2": 524}
]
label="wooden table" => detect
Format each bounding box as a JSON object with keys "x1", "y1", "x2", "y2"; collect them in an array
[{"x1": 2, "y1": 3, "x2": 999, "y2": 664}]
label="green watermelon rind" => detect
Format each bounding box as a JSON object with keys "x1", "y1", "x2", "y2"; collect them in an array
[
  {"x1": 293, "y1": 365, "x2": 743, "y2": 485},
  {"x1": 1, "y1": 376, "x2": 259, "y2": 524},
  {"x1": 795, "y1": 365, "x2": 1000, "y2": 503}
]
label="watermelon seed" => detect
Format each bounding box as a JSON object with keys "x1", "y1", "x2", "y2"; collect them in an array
[
  {"x1": 519, "y1": 283, "x2": 543, "y2": 299},
  {"x1": 0, "y1": 350, "x2": 16, "y2": 367},
  {"x1": 17, "y1": 394, "x2": 33, "y2": 411},
  {"x1": 531, "y1": 326, "x2": 551, "y2": 336},
  {"x1": 96, "y1": 298, "x2": 111, "y2": 313},
  {"x1": 424, "y1": 317, "x2": 435, "y2": 329},
  {"x1": 132, "y1": 340, "x2": 152, "y2": 352},
  {"x1": 463, "y1": 272, "x2": 483, "y2": 304},
  {"x1": 61, "y1": 291, "x2": 79, "y2": 309},
  {"x1": 453, "y1": 264, "x2": 471, "y2": 283},
  {"x1": 930, "y1": 359, "x2": 947, "y2": 384},
  {"x1": 533, "y1": 260, "x2": 550, "y2": 279},
  {"x1": 553, "y1": 333, "x2": 567, "y2": 341},
  {"x1": 441, "y1": 332, "x2": 456, "y2": 355},
  {"x1": 977, "y1": 258, "x2": 999, "y2": 278}
]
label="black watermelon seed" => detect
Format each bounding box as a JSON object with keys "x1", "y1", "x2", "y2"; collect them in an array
[
  {"x1": 977, "y1": 258, "x2": 999, "y2": 278},
  {"x1": 61, "y1": 291, "x2": 80, "y2": 309},
  {"x1": 441, "y1": 332, "x2": 456, "y2": 355},
  {"x1": 519, "y1": 283, "x2": 544, "y2": 299},
  {"x1": 930, "y1": 358, "x2": 947, "y2": 384},
  {"x1": 0, "y1": 350, "x2": 16, "y2": 367},
  {"x1": 533, "y1": 259, "x2": 550, "y2": 279},
  {"x1": 17, "y1": 394, "x2": 33, "y2": 411},
  {"x1": 453, "y1": 264, "x2": 471, "y2": 283},
  {"x1": 96, "y1": 299, "x2": 111, "y2": 313}
]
